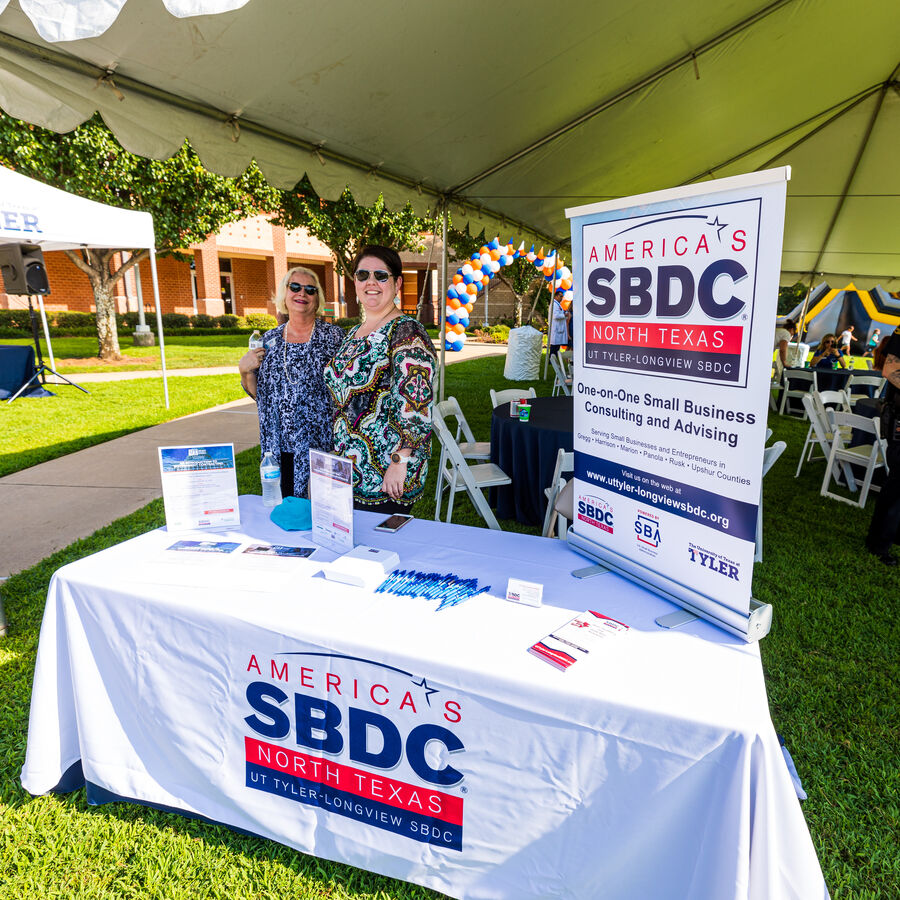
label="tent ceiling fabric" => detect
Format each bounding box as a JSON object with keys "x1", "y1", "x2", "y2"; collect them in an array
[{"x1": 0, "y1": 0, "x2": 897, "y2": 285}]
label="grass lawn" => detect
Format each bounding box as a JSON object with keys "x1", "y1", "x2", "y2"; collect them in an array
[
  {"x1": 3, "y1": 327, "x2": 444, "y2": 374},
  {"x1": 0, "y1": 355, "x2": 898, "y2": 897},
  {"x1": 1, "y1": 334, "x2": 251, "y2": 372},
  {"x1": 0, "y1": 375, "x2": 247, "y2": 478}
]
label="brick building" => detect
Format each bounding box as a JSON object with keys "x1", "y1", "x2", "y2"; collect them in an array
[{"x1": 0, "y1": 217, "x2": 469, "y2": 325}]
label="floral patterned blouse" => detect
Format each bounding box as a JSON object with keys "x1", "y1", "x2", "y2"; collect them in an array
[
  {"x1": 324, "y1": 315, "x2": 436, "y2": 507},
  {"x1": 255, "y1": 320, "x2": 345, "y2": 497}
]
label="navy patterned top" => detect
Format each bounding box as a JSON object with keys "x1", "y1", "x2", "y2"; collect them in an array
[
  {"x1": 255, "y1": 320, "x2": 345, "y2": 497},
  {"x1": 324, "y1": 316, "x2": 436, "y2": 507}
]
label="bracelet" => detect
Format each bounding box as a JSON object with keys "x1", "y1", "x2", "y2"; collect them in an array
[{"x1": 391, "y1": 452, "x2": 409, "y2": 466}]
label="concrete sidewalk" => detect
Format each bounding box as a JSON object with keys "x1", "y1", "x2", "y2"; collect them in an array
[
  {"x1": 0, "y1": 398, "x2": 261, "y2": 579},
  {"x1": 1, "y1": 341, "x2": 511, "y2": 579}
]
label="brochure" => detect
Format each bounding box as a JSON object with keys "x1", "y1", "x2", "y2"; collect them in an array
[
  {"x1": 529, "y1": 610, "x2": 630, "y2": 671},
  {"x1": 308, "y1": 448, "x2": 354, "y2": 553},
  {"x1": 243, "y1": 544, "x2": 316, "y2": 558},
  {"x1": 158, "y1": 444, "x2": 240, "y2": 532}
]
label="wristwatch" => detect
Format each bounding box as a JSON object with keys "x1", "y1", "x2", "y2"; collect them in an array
[{"x1": 391, "y1": 452, "x2": 409, "y2": 465}]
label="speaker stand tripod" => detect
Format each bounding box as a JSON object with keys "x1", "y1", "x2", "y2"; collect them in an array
[{"x1": 6, "y1": 296, "x2": 90, "y2": 404}]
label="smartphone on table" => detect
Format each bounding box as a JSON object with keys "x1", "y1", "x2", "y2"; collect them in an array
[{"x1": 374, "y1": 514, "x2": 413, "y2": 533}]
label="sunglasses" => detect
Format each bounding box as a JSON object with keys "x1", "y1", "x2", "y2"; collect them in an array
[
  {"x1": 288, "y1": 282, "x2": 318, "y2": 295},
  {"x1": 354, "y1": 269, "x2": 392, "y2": 283}
]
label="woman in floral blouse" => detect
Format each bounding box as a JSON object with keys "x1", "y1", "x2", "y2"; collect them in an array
[
  {"x1": 238, "y1": 266, "x2": 344, "y2": 498},
  {"x1": 324, "y1": 245, "x2": 437, "y2": 514}
]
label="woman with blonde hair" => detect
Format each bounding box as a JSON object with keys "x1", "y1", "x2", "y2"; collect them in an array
[{"x1": 238, "y1": 266, "x2": 344, "y2": 498}]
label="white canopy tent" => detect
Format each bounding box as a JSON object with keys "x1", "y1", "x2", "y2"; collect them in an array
[
  {"x1": 0, "y1": 0, "x2": 896, "y2": 291},
  {"x1": 0, "y1": 164, "x2": 170, "y2": 405}
]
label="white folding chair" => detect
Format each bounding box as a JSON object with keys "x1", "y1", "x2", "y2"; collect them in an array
[
  {"x1": 796, "y1": 393, "x2": 852, "y2": 483},
  {"x1": 846, "y1": 373, "x2": 886, "y2": 407},
  {"x1": 549, "y1": 353, "x2": 572, "y2": 397},
  {"x1": 489, "y1": 387, "x2": 536, "y2": 409},
  {"x1": 541, "y1": 449, "x2": 574, "y2": 539},
  {"x1": 433, "y1": 397, "x2": 491, "y2": 511},
  {"x1": 432, "y1": 415, "x2": 511, "y2": 529},
  {"x1": 820, "y1": 412, "x2": 888, "y2": 508},
  {"x1": 779, "y1": 369, "x2": 817, "y2": 417},
  {"x1": 755, "y1": 440, "x2": 786, "y2": 562}
]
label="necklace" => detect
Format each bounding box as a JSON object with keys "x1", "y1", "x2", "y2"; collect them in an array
[{"x1": 282, "y1": 320, "x2": 315, "y2": 386}]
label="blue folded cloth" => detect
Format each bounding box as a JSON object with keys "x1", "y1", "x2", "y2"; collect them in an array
[{"x1": 269, "y1": 496, "x2": 312, "y2": 531}]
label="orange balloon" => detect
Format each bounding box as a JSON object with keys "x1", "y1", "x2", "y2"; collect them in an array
[
  {"x1": 453, "y1": 323, "x2": 465, "y2": 334},
  {"x1": 561, "y1": 299, "x2": 571, "y2": 310},
  {"x1": 448, "y1": 296, "x2": 461, "y2": 309},
  {"x1": 490, "y1": 249, "x2": 501, "y2": 261},
  {"x1": 452, "y1": 274, "x2": 463, "y2": 284},
  {"x1": 561, "y1": 278, "x2": 572, "y2": 290},
  {"x1": 466, "y1": 283, "x2": 478, "y2": 295},
  {"x1": 466, "y1": 302, "x2": 475, "y2": 312},
  {"x1": 472, "y1": 259, "x2": 482, "y2": 270}
]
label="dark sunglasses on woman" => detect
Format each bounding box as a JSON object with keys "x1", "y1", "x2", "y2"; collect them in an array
[
  {"x1": 354, "y1": 269, "x2": 391, "y2": 283},
  {"x1": 288, "y1": 282, "x2": 318, "y2": 295}
]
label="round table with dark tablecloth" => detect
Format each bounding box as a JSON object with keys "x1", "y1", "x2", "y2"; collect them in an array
[{"x1": 490, "y1": 395, "x2": 573, "y2": 527}]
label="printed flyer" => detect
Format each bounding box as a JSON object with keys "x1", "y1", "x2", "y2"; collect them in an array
[{"x1": 566, "y1": 169, "x2": 789, "y2": 617}]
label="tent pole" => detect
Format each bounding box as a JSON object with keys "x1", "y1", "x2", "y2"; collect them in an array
[
  {"x1": 36, "y1": 294, "x2": 56, "y2": 374},
  {"x1": 148, "y1": 248, "x2": 169, "y2": 409},
  {"x1": 440, "y1": 202, "x2": 448, "y2": 402},
  {"x1": 543, "y1": 252, "x2": 558, "y2": 380}
]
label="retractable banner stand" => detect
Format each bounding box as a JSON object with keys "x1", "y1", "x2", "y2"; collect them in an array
[{"x1": 565, "y1": 169, "x2": 790, "y2": 641}]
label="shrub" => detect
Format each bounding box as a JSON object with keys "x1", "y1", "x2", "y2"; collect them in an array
[
  {"x1": 334, "y1": 317, "x2": 361, "y2": 329},
  {"x1": 241, "y1": 312, "x2": 278, "y2": 330},
  {"x1": 216, "y1": 314, "x2": 239, "y2": 328},
  {"x1": 472, "y1": 324, "x2": 510, "y2": 344},
  {"x1": 0, "y1": 309, "x2": 33, "y2": 331},
  {"x1": 161, "y1": 312, "x2": 191, "y2": 329},
  {"x1": 192, "y1": 314, "x2": 217, "y2": 329},
  {"x1": 54, "y1": 311, "x2": 95, "y2": 330}
]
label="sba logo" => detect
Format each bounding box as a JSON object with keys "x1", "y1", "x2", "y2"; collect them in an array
[
  {"x1": 634, "y1": 514, "x2": 660, "y2": 548},
  {"x1": 577, "y1": 498, "x2": 614, "y2": 534}
]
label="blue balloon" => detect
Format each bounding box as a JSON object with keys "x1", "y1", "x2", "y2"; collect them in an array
[
  {"x1": 447, "y1": 312, "x2": 459, "y2": 325},
  {"x1": 463, "y1": 274, "x2": 474, "y2": 284},
  {"x1": 447, "y1": 287, "x2": 458, "y2": 300},
  {"x1": 488, "y1": 238, "x2": 500, "y2": 250}
]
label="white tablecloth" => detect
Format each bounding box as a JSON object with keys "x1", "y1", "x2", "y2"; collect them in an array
[{"x1": 21, "y1": 496, "x2": 825, "y2": 899}]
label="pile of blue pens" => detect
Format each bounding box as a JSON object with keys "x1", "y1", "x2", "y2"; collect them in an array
[{"x1": 375, "y1": 569, "x2": 489, "y2": 611}]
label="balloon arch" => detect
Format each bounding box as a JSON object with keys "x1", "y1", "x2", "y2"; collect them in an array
[{"x1": 444, "y1": 238, "x2": 573, "y2": 350}]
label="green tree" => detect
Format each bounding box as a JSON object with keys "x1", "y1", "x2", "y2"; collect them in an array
[
  {"x1": 274, "y1": 180, "x2": 427, "y2": 308},
  {"x1": 0, "y1": 113, "x2": 278, "y2": 359},
  {"x1": 778, "y1": 282, "x2": 809, "y2": 318}
]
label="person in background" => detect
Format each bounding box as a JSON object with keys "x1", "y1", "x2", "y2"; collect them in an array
[
  {"x1": 238, "y1": 267, "x2": 344, "y2": 498},
  {"x1": 866, "y1": 326, "x2": 900, "y2": 565},
  {"x1": 864, "y1": 328, "x2": 881, "y2": 358},
  {"x1": 324, "y1": 245, "x2": 436, "y2": 515},
  {"x1": 839, "y1": 325, "x2": 855, "y2": 358},
  {"x1": 773, "y1": 318, "x2": 797, "y2": 377},
  {"x1": 549, "y1": 288, "x2": 570, "y2": 358},
  {"x1": 872, "y1": 335, "x2": 891, "y2": 372},
  {"x1": 811, "y1": 333, "x2": 847, "y2": 370}
]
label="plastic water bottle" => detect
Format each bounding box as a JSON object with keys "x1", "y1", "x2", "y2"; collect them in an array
[
  {"x1": 260, "y1": 451, "x2": 282, "y2": 507},
  {"x1": 249, "y1": 330, "x2": 263, "y2": 350}
]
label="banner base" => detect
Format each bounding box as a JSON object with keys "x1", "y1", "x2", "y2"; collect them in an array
[{"x1": 566, "y1": 528, "x2": 772, "y2": 643}]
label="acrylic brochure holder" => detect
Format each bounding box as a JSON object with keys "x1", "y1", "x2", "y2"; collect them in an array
[{"x1": 566, "y1": 528, "x2": 773, "y2": 642}]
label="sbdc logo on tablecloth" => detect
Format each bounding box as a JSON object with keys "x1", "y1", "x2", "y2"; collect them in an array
[
  {"x1": 581, "y1": 199, "x2": 762, "y2": 387},
  {"x1": 241, "y1": 651, "x2": 466, "y2": 851}
]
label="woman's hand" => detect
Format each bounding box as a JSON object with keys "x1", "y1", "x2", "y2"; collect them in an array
[
  {"x1": 381, "y1": 461, "x2": 407, "y2": 500},
  {"x1": 239, "y1": 348, "x2": 265, "y2": 375}
]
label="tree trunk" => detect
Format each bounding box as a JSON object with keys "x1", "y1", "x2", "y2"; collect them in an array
[{"x1": 94, "y1": 279, "x2": 121, "y2": 359}]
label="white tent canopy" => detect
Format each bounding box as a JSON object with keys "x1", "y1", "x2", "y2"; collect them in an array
[
  {"x1": 0, "y1": 164, "x2": 155, "y2": 249},
  {"x1": 0, "y1": 0, "x2": 897, "y2": 288},
  {"x1": 0, "y1": 164, "x2": 169, "y2": 403}
]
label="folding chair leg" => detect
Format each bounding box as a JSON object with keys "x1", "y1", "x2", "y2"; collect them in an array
[
  {"x1": 445, "y1": 471, "x2": 459, "y2": 523},
  {"x1": 467, "y1": 485, "x2": 502, "y2": 530}
]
